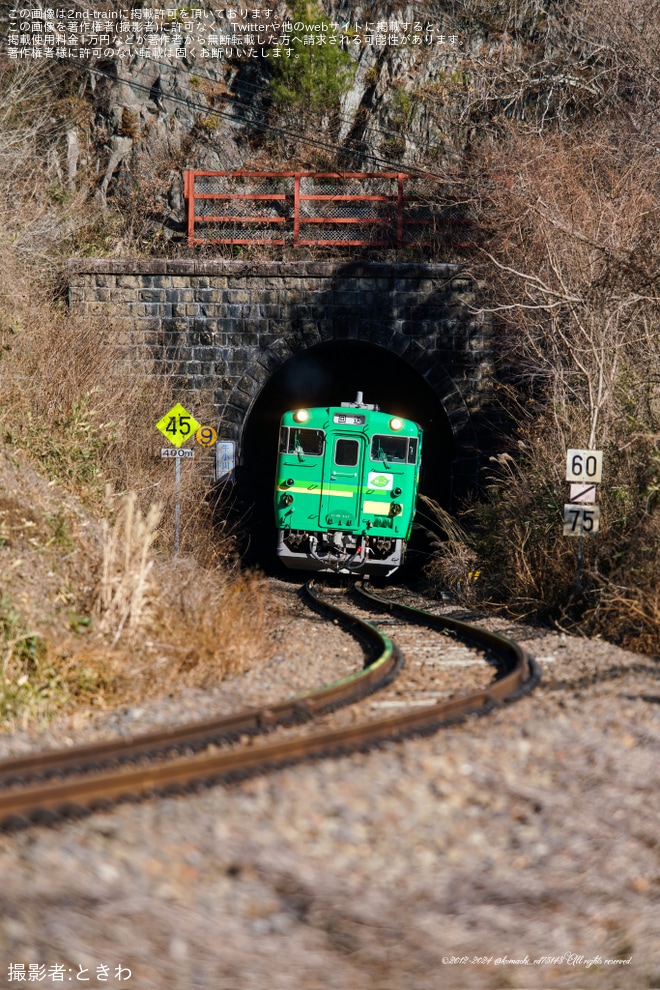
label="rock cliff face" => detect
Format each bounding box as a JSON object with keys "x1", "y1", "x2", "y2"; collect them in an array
[
  {"x1": 63, "y1": 0, "x2": 624, "y2": 249},
  {"x1": 77, "y1": 1, "x2": 476, "y2": 242}
]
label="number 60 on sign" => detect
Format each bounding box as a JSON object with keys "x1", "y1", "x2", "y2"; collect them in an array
[{"x1": 565, "y1": 448, "x2": 603, "y2": 483}]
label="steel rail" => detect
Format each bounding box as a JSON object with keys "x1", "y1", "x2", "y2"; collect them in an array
[
  {"x1": 0, "y1": 581, "x2": 401, "y2": 790},
  {"x1": 0, "y1": 583, "x2": 539, "y2": 831},
  {"x1": 354, "y1": 581, "x2": 536, "y2": 703}
]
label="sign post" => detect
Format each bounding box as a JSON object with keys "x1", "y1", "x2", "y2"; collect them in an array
[
  {"x1": 156, "y1": 403, "x2": 201, "y2": 555},
  {"x1": 175, "y1": 452, "x2": 181, "y2": 556},
  {"x1": 564, "y1": 448, "x2": 603, "y2": 592}
]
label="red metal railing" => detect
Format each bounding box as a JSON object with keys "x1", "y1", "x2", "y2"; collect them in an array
[{"x1": 183, "y1": 171, "x2": 469, "y2": 249}]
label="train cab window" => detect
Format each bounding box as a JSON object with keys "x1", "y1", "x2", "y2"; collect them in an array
[
  {"x1": 335, "y1": 438, "x2": 359, "y2": 466},
  {"x1": 282, "y1": 427, "x2": 325, "y2": 456},
  {"x1": 371, "y1": 434, "x2": 408, "y2": 463}
]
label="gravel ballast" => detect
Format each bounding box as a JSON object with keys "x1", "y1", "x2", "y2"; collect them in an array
[{"x1": 0, "y1": 580, "x2": 658, "y2": 990}]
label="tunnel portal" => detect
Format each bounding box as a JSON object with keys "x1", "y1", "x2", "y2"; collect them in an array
[
  {"x1": 238, "y1": 341, "x2": 463, "y2": 572},
  {"x1": 68, "y1": 258, "x2": 496, "y2": 573}
]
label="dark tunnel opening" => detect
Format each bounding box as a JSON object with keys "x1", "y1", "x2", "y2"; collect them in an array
[{"x1": 233, "y1": 341, "x2": 461, "y2": 575}]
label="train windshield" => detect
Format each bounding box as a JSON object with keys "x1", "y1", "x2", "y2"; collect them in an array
[
  {"x1": 280, "y1": 427, "x2": 325, "y2": 456},
  {"x1": 371, "y1": 434, "x2": 417, "y2": 464},
  {"x1": 335, "y1": 438, "x2": 359, "y2": 466}
]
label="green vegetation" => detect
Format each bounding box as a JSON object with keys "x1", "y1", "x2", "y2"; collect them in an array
[
  {"x1": 268, "y1": 1, "x2": 354, "y2": 112},
  {"x1": 0, "y1": 594, "x2": 53, "y2": 723}
]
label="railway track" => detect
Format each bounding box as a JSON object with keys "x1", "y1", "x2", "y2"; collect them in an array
[{"x1": 0, "y1": 581, "x2": 540, "y2": 830}]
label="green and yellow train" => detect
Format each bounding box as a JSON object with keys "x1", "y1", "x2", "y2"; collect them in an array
[{"x1": 275, "y1": 393, "x2": 422, "y2": 576}]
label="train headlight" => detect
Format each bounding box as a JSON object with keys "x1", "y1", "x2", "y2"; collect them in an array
[
  {"x1": 293, "y1": 409, "x2": 310, "y2": 423},
  {"x1": 391, "y1": 503, "x2": 402, "y2": 515},
  {"x1": 389, "y1": 417, "x2": 403, "y2": 431},
  {"x1": 282, "y1": 493, "x2": 294, "y2": 506}
]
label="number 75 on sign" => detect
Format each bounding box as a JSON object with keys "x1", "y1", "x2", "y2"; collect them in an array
[{"x1": 563, "y1": 504, "x2": 600, "y2": 536}]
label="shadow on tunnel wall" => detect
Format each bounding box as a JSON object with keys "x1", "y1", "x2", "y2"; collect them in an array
[{"x1": 228, "y1": 261, "x2": 489, "y2": 577}]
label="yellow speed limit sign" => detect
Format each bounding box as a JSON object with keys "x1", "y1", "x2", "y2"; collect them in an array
[
  {"x1": 156, "y1": 403, "x2": 201, "y2": 448},
  {"x1": 196, "y1": 425, "x2": 217, "y2": 448}
]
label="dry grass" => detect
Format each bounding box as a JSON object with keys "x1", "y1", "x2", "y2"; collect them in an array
[
  {"x1": 418, "y1": 496, "x2": 482, "y2": 604},
  {"x1": 145, "y1": 560, "x2": 270, "y2": 687},
  {"x1": 89, "y1": 492, "x2": 271, "y2": 701},
  {"x1": 0, "y1": 63, "x2": 275, "y2": 731},
  {"x1": 0, "y1": 441, "x2": 274, "y2": 730},
  {"x1": 450, "y1": 4, "x2": 660, "y2": 648},
  {"x1": 0, "y1": 266, "x2": 272, "y2": 728},
  {"x1": 0, "y1": 284, "x2": 273, "y2": 727},
  {"x1": 96, "y1": 491, "x2": 162, "y2": 647}
]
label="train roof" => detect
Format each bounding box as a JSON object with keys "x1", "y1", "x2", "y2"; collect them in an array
[{"x1": 280, "y1": 403, "x2": 421, "y2": 433}]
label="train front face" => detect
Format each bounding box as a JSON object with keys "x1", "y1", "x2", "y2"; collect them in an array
[{"x1": 275, "y1": 405, "x2": 422, "y2": 576}]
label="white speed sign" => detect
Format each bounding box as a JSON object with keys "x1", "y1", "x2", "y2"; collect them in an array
[
  {"x1": 563, "y1": 504, "x2": 601, "y2": 536},
  {"x1": 565, "y1": 448, "x2": 603, "y2": 484}
]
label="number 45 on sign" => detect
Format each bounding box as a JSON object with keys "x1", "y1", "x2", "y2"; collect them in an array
[{"x1": 156, "y1": 403, "x2": 201, "y2": 448}]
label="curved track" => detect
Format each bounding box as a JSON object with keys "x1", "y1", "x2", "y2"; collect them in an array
[{"x1": 0, "y1": 581, "x2": 539, "y2": 830}]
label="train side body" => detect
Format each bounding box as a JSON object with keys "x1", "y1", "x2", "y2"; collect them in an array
[{"x1": 274, "y1": 401, "x2": 422, "y2": 576}]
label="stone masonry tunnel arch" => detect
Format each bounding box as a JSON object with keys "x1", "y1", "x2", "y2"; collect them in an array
[
  {"x1": 234, "y1": 339, "x2": 478, "y2": 572},
  {"x1": 66, "y1": 259, "x2": 493, "y2": 571}
]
